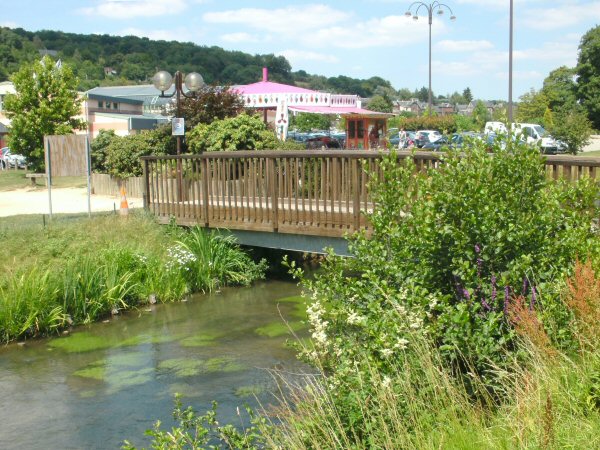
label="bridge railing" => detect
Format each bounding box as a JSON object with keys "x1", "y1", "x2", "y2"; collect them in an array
[{"x1": 142, "y1": 151, "x2": 600, "y2": 237}]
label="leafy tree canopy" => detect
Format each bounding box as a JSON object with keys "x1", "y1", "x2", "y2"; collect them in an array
[
  {"x1": 516, "y1": 88, "x2": 549, "y2": 126},
  {"x1": 178, "y1": 85, "x2": 245, "y2": 130},
  {"x1": 542, "y1": 66, "x2": 577, "y2": 111},
  {"x1": 366, "y1": 95, "x2": 393, "y2": 113},
  {"x1": 576, "y1": 25, "x2": 600, "y2": 130},
  {"x1": 290, "y1": 113, "x2": 332, "y2": 132},
  {"x1": 4, "y1": 56, "x2": 84, "y2": 171},
  {"x1": 187, "y1": 113, "x2": 278, "y2": 153}
]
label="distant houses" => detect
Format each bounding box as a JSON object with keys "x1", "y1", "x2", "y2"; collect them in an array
[{"x1": 392, "y1": 98, "x2": 505, "y2": 117}]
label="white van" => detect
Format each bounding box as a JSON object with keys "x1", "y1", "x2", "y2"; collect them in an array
[
  {"x1": 484, "y1": 121, "x2": 508, "y2": 135},
  {"x1": 511, "y1": 123, "x2": 564, "y2": 154}
]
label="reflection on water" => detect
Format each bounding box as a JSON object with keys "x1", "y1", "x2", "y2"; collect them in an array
[{"x1": 0, "y1": 280, "x2": 308, "y2": 449}]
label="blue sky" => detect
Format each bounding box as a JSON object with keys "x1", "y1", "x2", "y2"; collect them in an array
[{"x1": 3, "y1": 0, "x2": 600, "y2": 100}]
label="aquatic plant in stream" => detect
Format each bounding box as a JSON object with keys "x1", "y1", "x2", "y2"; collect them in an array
[{"x1": 177, "y1": 227, "x2": 267, "y2": 292}]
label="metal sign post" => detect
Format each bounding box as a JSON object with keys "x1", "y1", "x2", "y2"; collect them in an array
[{"x1": 44, "y1": 137, "x2": 53, "y2": 220}]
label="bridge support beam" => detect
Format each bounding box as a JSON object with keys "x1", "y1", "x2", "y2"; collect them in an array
[{"x1": 219, "y1": 229, "x2": 351, "y2": 256}]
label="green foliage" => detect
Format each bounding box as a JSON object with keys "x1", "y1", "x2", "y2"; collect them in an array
[
  {"x1": 549, "y1": 106, "x2": 593, "y2": 154},
  {"x1": 104, "y1": 125, "x2": 175, "y2": 177},
  {"x1": 366, "y1": 95, "x2": 393, "y2": 113},
  {"x1": 289, "y1": 113, "x2": 332, "y2": 132},
  {"x1": 542, "y1": 66, "x2": 578, "y2": 112},
  {"x1": 396, "y1": 115, "x2": 457, "y2": 133},
  {"x1": 0, "y1": 214, "x2": 266, "y2": 343},
  {"x1": 123, "y1": 396, "x2": 269, "y2": 450},
  {"x1": 292, "y1": 141, "x2": 599, "y2": 427},
  {"x1": 463, "y1": 87, "x2": 473, "y2": 103},
  {"x1": 178, "y1": 85, "x2": 245, "y2": 130},
  {"x1": 4, "y1": 56, "x2": 84, "y2": 171},
  {"x1": 471, "y1": 100, "x2": 491, "y2": 129},
  {"x1": 517, "y1": 88, "x2": 550, "y2": 126},
  {"x1": 576, "y1": 25, "x2": 600, "y2": 130},
  {"x1": 90, "y1": 129, "x2": 117, "y2": 172},
  {"x1": 187, "y1": 113, "x2": 278, "y2": 153}
]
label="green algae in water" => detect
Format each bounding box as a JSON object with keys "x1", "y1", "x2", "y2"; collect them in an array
[
  {"x1": 276, "y1": 295, "x2": 308, "y2": 321},
  {"x1": 255, "y1": 321, "x2": 306, "y2": 338},
  {"x1": 167, "y1": 383, "x2": 203, "y2": 398},
  {"x1": 204, "y1": 357, "x2": 245, "y2": 373},
  {"x1": 235, "y1": 384, "x2": 266, "y2": 398},
  {"x1": 106, "y1": 368, "x2": 154, "y2": 395},
  {"x1": 49, "y1": 333, "x2": 115, "y2": 353},
  {"x1": 73, "y1": 364, "x2": 106, "y2": 381},
  {"x1": 180, "y1": 333, "x2": 220, "y2": 348},
  {"x1": 159, "y1": 358, "x2": 205, "y2": 377},
  {"x1": 50, "y1": 332, "x2": 180, "y2": 353}
]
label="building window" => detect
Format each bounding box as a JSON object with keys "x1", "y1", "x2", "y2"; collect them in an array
[
  {"x1": 113, "y1": 102, "x2": 118, "y2": 110},
  {"x1": 97, "y1": 101, "x2": 103, "y2": 108}
]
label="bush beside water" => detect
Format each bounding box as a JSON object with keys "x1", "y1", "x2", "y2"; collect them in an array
[
  {"x1": 131, "y1": 139, "x2": 600, "y2": 449},
  {"x1": 0, "y1": 214, "x2": 266, "y2": 343}
]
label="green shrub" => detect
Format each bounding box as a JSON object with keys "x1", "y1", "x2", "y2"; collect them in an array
[
  {"x1": 187, "y1": 113, "x2": 278, "y2": 153},
  {"x1": 291, "y1": 139, "x2": 599, "y2": 431}
]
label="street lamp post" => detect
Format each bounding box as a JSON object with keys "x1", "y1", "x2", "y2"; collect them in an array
[
  {"x1": 152, "y1": 70, "x2": 204, "y2": 200},
  {"x1": 152, "y1": 70, "x2": 204, "y2": 155},
  {"x1": 508, "y1": 0, "x2": 514, "y2": 124},
  {"x1": 405, "y1": 2, "x2": 456, "y2": 117}
]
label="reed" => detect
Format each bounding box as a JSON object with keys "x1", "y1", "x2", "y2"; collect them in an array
[{"x1": 0, "y1": 213, "x2": 266, "y2": 343}]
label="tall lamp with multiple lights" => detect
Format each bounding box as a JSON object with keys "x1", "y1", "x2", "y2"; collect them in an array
[
  {"x1": 152, "y1": 70, "x2": 204, "y2": 155},
  {"x1": 405, "y1": 2, "x2": 456, "y2": 117},
  {"x1": 152, "y1": 70, "x2": 204, "y2": 200}
]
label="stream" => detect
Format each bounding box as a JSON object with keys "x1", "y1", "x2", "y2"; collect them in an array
[{"x1": 0, "y1": 279, "x2": 309, "y2": 449}]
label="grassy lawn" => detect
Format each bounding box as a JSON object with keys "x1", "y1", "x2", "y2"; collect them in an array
[
  {"x1": 0, "y1": 170, "x2": 87, "y2": 191},
  {"x1": 583, "y1": 149, "x2": 600, "y2": 156}
]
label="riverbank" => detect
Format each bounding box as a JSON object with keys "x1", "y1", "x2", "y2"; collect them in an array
[{"x1": 0, "y1": 212, "x2": 266, "y2": 343}]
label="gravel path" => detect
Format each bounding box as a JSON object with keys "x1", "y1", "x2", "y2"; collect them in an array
[{"x1": 0, "y1": 187, "x2": 142, "y2": 217}]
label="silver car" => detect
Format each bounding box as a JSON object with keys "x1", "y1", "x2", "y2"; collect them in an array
[{"x1": 1, "y1": 147, "x2": 27, "y2": 169}]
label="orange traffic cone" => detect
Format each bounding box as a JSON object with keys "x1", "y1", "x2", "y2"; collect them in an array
[{"x1": 120, "y1": 186, "x2": 129, "y2": 216}]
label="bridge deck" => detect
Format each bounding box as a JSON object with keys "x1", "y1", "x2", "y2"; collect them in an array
[{"x1": 142, "y1": 150, "x2": 600, "y2": 241}]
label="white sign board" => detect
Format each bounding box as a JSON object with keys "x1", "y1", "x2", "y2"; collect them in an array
[{"x1": 172, "y1": 118, "x2": 185, "y2": 136}]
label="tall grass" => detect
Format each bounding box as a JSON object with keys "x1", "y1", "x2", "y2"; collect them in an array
[
  {"x1": 253, "y1": 260, "x2": 600, "y2": 449},
  {"x1": 0, "y1": 214, "x2": 266, "y2": 343}
]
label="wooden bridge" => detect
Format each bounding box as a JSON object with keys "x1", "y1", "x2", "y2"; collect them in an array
[{"x1": 141, "y1": 150, "x2": 600, "y2": 254}]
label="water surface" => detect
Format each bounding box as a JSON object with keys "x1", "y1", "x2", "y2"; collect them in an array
[{"x1": 0, "y1": 280, "x2": 308, "y2": 449}]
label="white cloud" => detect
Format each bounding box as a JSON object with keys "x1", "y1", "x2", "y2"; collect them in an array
[
  {"x1": 522, "y1": 3, "x2": 600, "y2": 31},
  {"x1": 276, "y1": 50, "x2": 339, "y2": 64},
  {"x1": 436, "y1": 40, "x2": 494, "y2": 52},
  {"x1": 431, "y1": 60, "x2": 480, "y2": 77},
  {"x1": 301, "y1": 14, "x2": 450, "y2": 49},
  {"x1": 204, "y1": 5, "x2": 350, "y2": 34},
  {"x1": 79, "y1": 0, "x2": 187, "y2": 19},
  {"x1": 1, "y1": 21, "x2": 18, "y2": 28},
  {"x1": 221, "y1": 32, "x2": 262, "y2": 44}
]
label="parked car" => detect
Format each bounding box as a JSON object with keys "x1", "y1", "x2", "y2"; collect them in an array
[
  {"x1": 422, "y1": 135, "x2": 450, "y2": 151},
  {"x1": 415, "y1": 130, "x2": 442, "y2": 148},
  {"x1": 1, "y1": 147, "x2": 27, "y2": 169},
  {"x1": 305, "y1": 136, "x2": 343, "y2": 149},
  {"x1": 388, "y1": 130, "x2": 417, "y2": 148}
]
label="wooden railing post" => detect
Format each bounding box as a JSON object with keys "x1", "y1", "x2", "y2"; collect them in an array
[
  {"x1": 142, "y1": 158, "x2": 149, "y2": 210},
  {"x1": 202, "y1": 157, "x2": 210, "y2": 227},
  {"x1": 268, "y1": 157, "x2": 279, "y2": 231},
  {"x1": 352, "y1": 158, "x2": 360, "y2": 231}
]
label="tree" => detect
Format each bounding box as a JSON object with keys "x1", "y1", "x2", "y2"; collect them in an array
[
  {"x1": 471, "y1": 100, "x2": 490, "y2": 129},
  {"x1": 4, "y1": 56, "x2": 84, "y2": 170},
  {"x1": 576, "y1": 25, "x2": 600, "y2": 130},
  {"x1": 462, "y1": 87, "x2": 473, "y2": 103},
  {"x1": 542, "y1": 66, "x2": 577, "y2": 111},
  {"x1": 516, "y1": 88, "x2": 549, "y2": 124},
  {"x1": 290, "y1": 113, "x2": 331, "y2": 132},
  {"x1": 549, "y1": 106, "x2": 593, "y2": 154},
  {"x1": 366, "y1": 95, "x2": 393, "y2": 113},
  {"x1": 178, "y1": 85, "x2": 245, "y2": 130},
  {"x1": 187, "y1": 113, "x2": 278, "y2": 153}
]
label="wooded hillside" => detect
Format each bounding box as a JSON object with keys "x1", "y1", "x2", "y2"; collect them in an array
[{"x1": 0, "y1": 27, "x2": 396, "y2": 97}]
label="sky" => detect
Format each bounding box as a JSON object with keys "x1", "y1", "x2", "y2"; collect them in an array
[{"x1": 2, "y1": 0, "x2": 600, "y2": 101}]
